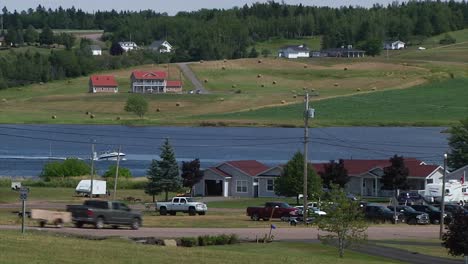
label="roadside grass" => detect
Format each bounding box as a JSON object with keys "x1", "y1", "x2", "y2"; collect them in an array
[
  {"x1": 192, "y1": 77, "x2": 468, "y2": 126},
  {"x1": 206, "y1": 197, "x2": 298, "y2": 209},
  {"x1": 0, "y1": 230, "x2": 401, "y2": 264},
  {"x1": 253, "y1": 36, "x2": 322, "y2": 55},
  {"x1": 372, "y1": 239, "x2": 463, "y2": 260}
]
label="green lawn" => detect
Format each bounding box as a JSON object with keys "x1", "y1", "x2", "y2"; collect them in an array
[
  {"x1": 192, "y1": 78, "x2": 468, "y2": 126},
  {"x1": 373, "y1": 240, "x2": 463, "y2": 260},
  {"x1": 0, "y1": 230, "x2": 401, "y2": 264},
  {"x1": 422, "y1": 29, "x2": 468, "y2": 46}
]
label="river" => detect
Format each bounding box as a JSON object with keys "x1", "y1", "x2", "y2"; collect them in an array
[{"x1": 0, "y1": 125, "x2": 449, "y2": 177}]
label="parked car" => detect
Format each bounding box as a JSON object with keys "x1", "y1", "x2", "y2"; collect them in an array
[
  {"x1": 295, "y1": 205, "x2": 327, "y2": 216},
  {"x1": 246, "y1": 202, "x2": 298, "y2": 221},
  {"x1": 156, "y1": 197, "x2": 207, "y2": 216},
  {"x1": 439, "y1": 203, "x2": 468, "y2": 216},
  {"x1": 397, "y1": 191, "x2": 423, "y2": 204},
  {"x1": 362, "y1": 204, "x2": 403, "y2": 224},
  {"x1": 387, "y1": 205, "x2": 430, "y2": 225},
  {"x1": 67, "y1": 200, "x2": 141, "y2": 229},
  {"x1": 410, "y1": 204, "x2": 449, "y2": 224}
]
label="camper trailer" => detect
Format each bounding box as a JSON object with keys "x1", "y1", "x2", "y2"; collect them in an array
[
  {"x1": 75, "y1": 180, "x2": 107, "y2": 197},
  {"x1": 425, "y1": 180, "x2": 468, "y2": 205}
]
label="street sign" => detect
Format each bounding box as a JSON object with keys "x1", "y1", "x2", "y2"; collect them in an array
[{"x1": 19, "y1": 187, "x2": 29, "y2": 201}]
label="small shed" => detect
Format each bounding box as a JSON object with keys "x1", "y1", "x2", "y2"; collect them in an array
[{"x1": 166, "y1": 80, "x2": 183, "y2": 93}]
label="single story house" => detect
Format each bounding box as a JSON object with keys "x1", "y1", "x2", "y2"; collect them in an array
[
  {"x1": 313, "y1": 158, "x2": 444, "y2": 197},
  {"x1": 321, "y1": 47, "x2": 365, "y2": 58},
  {"x1": 447, "y1": 165, "x2": 468, "y2": 183},
  {"x1": 149, "y1": 40, "x2": 173, "y2": 53},
  {"x1": 130, "y1": 70, "x2": 167, "y2": 93},
  {"x1": 90, "y1": 45, "x2": 102, "y2": 56},
  {"x1": 119, "y1": 41, "x2": 138, "y2": 52},
  {"x1": 193, "y1": 160, "x2": 282, "y2": 198},
  {"x1": 89, "y1": 75, "x2": 118, "y2": 93},
  {"x1": 278, "y1": 44, "x2": 310, "y2": 59},
  {"x1": 165, "y1": 80, "x2": 183, "y2": 93},
  {"x1": 384, "y1": 40, "x2": 405, "y2": 50}
]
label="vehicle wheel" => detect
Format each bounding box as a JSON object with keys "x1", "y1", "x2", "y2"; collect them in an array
[
  {"x1": 263, "y1": 218, "x2": 270, "y2": 221},
  {"x1": 160, "y1": 207, "x2": 167, "y2": 216},
  {"x1": 54, "y1": 219, "x2": 63, "y2": 228},
  {"x1": 95, "y1": 217, "x2": 104, "y2": 229},
  {"x1": 169, "y1": 211, "x2": 176, "y2": 216},
  {"x1": 112, "y1": 225, "x2": 119, "y2": 229},
  {"x1": 408, "y1": 218, "x2": 417, "y2": 225},
  {"x1": 188, "y1": 207, "x2": 196, "y2": 216},
  {"x1": 290, "y1": 221, "x2": 297, "y2": 226},
  {"x1": 131, "y1": 218, "x2": 140, "y2": 230},
  {"x1": 39, "y1": 221, "x2": 46, "y2": 228},
  {"x1": 74, "y1": 221, "x2": 83, "y2": 228},
  {"x1": 198, "y1": 211, "x2": 206, "y2": 216},
  {"x1": 251, "y1": 213, "x2": 260, "y2": 221}
]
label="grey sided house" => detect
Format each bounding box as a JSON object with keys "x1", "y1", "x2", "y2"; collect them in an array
[{"x1": 193, "y1": 160, "x2": 282, "y2": 198}]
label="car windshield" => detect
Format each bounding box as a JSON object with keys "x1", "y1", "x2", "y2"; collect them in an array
[
  {"x1": 402, "y1": 206, "x2": 417, "y2": 212},
  {"x1": 380, "y1": 206, "x2": 392, "y2": 213},
  {"x1": 185, "y1": 198, "x2": 195, "y2": 203},
  {"x1": 427, "y1": 205, "x2": 440, "y2": 212}
]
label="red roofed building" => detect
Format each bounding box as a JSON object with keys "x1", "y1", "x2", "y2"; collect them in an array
[
  {"x1": 130, "y1": 71, "x2": 168, "y2": 93},
  {"x1": 89, "y1": 75, "x2": 119, "y2": 93},
  {"x1": 166, "y1": 80, "x2": 183, "y2": 93},
  {"x1": 313, "y1": 158, "x2": 444, "y2": 197},
  {"x1": 194, "y1": 160, "x2": 282, "y2": 198}
]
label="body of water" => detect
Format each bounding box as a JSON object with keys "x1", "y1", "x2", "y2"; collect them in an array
[{"x1": 0, "y1": 125, "x2": 449, "y2": 177}]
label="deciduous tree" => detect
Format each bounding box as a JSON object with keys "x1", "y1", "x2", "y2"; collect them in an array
[
  {"x1": 124, "y1": 95, "x2": 148, "y2": 118},
  {"x1": 448, "y1": 118, "x2": 468, "y2": 170},
  {"x1": 381, "y1": 155, "x2": 409, "y2": 223},
  {"x1": 442, "y1": 210, "x2": 468, "y2": 263},
  {"x1": 181, "y1": 158, "x2": 203, "y2": 196},
  {"x1": 319, "y1": 159, "x2": 349, "y2": 189}
]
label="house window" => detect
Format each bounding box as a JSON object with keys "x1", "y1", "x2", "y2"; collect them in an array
[
  {"x1": 426, "y1": 179, "x2": 433, "y2": 184},
  {"x1": 236, "y1": 180, "x2": 248, "y2": 193},
  {"x1": 267, "y1": 179, "x2": 275, "y2": 192}
]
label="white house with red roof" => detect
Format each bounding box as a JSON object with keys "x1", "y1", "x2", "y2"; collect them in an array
[
  {"x1": 131, "y1": 71, "x2": 167, "y2": 93},
  {"x1": 313, "y1": 158, "x2": 444, "y2": 197},
  {"x1": 89, "y1": 75, "x2": 118, "y2": 93},
  {"x1": 193, "y1": 160, "x2": 282, "y2": 198}
]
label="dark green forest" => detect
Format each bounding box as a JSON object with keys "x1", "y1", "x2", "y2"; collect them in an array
[{"x1": 0, "y1": 1, "x2": 467, "y2": 88}]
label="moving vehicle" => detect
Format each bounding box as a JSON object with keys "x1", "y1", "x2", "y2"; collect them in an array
[
  {"x1": 66, "y1": 200, "x2": 141, "y2": 229},
  {"x1": 75, "y1": 180, "x2": 107, "y2": 197},
  {"x1": 387, "y1": 205, "x2": 430, "y2": 225},
  {"x1": 31, "y1": 209, "x2": 71, "y2": 228},
  {"x1": 156, "y1": 197, "x2": 207, "y2": 216},
  {"x1": 93, "y1": 151, "x2": 126, "y2": 161},
  {"x1": 425, "y1": 180, "x2": 468, "y2": 205},
  {"x1": 410, "y1": 204, "x2": 449, "y2": 224},
  {"x1": 362, "y1": 204, "x2": 403, "y2": 224},
  {"x1": 246, "y1": 202, "x2": 298, "y2": 221}
]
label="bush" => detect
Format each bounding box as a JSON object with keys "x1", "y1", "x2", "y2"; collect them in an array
[
  {"x1": 40, "y1": 158, "x2": 91, "y2": 181},
  {"x1": 439, "y1": 34, "x2": 456, "y2": 45},
  {"x1": 195, "y1": 234, "x2": 238, "y2": 246},
  {"x1": 102, "y1": 165, "x2": 132, "y2": 179},
  {"x1": 180, "y1": 237, "x2": 197, "y2": 247}
]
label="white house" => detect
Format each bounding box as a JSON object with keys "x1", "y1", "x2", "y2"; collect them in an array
[
  {"x1": 149, "y1": 40, "x2": 173, "y2": 53},
  {"x1": 384, "y1": 40, "x2": 406, "y2": 50},
  {"x1": 447, "y1": 165, "x2": 468, "y2": 183},
  {"x1": 118, "y1": 41, "x2": 138, "y2": 52},
  {"x1": 278, "y1": 44, "x2": 310, "y2": 59},
  {"x1": 89, "y1": 45, "x2": 102, "y2": 56}
]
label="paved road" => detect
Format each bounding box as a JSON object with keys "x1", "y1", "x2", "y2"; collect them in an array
[{"x1": 177, "y1": 62, "x2": 210, "y2": 94}]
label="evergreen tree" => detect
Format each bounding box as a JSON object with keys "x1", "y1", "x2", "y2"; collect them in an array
[
  {"x1": 24, "y1": 25, "x2": 39, "y2": 43},
  {"x1": 275, "y1": 151, "x2": 322, "y2": 205},
  {"x1": 145, "y1": 139, "x2": 181, "y2": 202},
  {"x1": 181, "y1": 158, "x2": 203, "y2": 196},
  {"x1": 248, "y1": 47, "x2": 259, "y2": 58},
  {"x1": 319, "y1": 159, "x2": 349, "y2": 189},
  {"x1": 5, "y1": 26, "x2": 18, "y2": 44},
  {"x1": 39, "y1": 26, "x2": 54, "y2": 45},
  {"x1": 448, "y1": 118, "x2": 468, "y2": 170},
  {"x1": 110, "y1": 41, "x2": 124, "y2": 56}
]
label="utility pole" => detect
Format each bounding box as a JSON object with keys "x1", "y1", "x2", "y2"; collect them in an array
[
  {"x1": 90, "y1": 140, "x2": 95, "y2": 199},
  {"x1": 303, "y1": 93, "x2": 310, "y2": 219},
  {"x1": 113, "y1": 145, "x2": 121, "y2": 200},
  {"x1": 439, "y1": 153, "x2": 447, "y2": 239}
]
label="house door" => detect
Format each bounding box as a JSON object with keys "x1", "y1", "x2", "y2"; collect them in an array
[{"x1": 253, "y1": 179, "x2": 259, "y2": 198}]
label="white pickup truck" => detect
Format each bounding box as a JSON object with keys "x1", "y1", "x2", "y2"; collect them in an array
[{"x1": 156, "y1": 197, "x2": 208, "y2": 216}]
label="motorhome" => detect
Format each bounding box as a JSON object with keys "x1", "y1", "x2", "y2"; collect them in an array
[{"x1": 425, "y1": 180, "x2": 468, "y2": 205}]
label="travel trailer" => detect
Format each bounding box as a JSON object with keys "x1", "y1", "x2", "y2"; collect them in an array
[{"x1": 425, "y1": 180, "x2": 468, "y2": 205}]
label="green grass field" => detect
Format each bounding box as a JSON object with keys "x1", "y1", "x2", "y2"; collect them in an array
[
  {"x1": 0, "y1": 230, "x2": 401, "y2": 264},
  {"x1": 192, "y1": 78, "x2": 468, "y2": 126}
]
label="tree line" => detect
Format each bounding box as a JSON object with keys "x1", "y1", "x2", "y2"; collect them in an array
[{"x1": 1, "y1": 1, "x2": 467, "y2": 59}]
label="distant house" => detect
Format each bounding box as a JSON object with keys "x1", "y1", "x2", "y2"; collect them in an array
[
  {"x1": 149, "y1": 40, "x2": 173, "y2": 53},
  {"x1": 313, "y1": 158, "x2": 444, "y2": 197},
  {"x1": 165, "y1": 80, "x2": 183, "y2": 93},
  {"x1": 446, "y1": 165, "x2": 468, "y2": 183},
  {"x1": 321, "y1": 46, "x2": 366, "y2": 58},
  {"x1": 278, "y1": 44, "x2": 310, "y2": 59},
  {"x1": 118, "y1": 41, "x2": 138, "y2": 52},
  {"x1": 130, "y1": 70, "x2": 167, "y2": 93},
  {"x1": 89, "y1": 75, "x2": 118, "y2": 93},
  {"x1": 89, "y1": 45, "x2": 102, "y2": 56},
  {"x1": 194, "y1": 160, "x2": 282, "y2": 198},
  {"x1": 384, "y1": 40, "x2": 405, "y2": 50}
]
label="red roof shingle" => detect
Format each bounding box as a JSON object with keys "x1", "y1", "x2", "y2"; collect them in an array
[
  {"x1": 226, "y1": 160, "x2": 270, "y2": 177},
  {"x1": 132, "y1": 70, "x2": 167, "y2": 80},
  {"x1": 90, "y1": 75, "x2": 118, "y2": 87}
]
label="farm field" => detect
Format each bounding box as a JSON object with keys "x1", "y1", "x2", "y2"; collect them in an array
[{"x1": 0, "y1": 230, "x2": 400, "y2": 264}]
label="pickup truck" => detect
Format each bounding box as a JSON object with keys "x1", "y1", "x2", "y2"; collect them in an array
[
  {"x1": 66, "y1": 200, "x2": 142, "y2": 229},
  {"x1": 156, "y1": 197, "x2": 208, "y2": 216},
  {"x1": 246, "y1": 202, "x2": 298, "y2": 221}
]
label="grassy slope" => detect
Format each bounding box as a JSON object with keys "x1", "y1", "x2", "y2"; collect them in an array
[
  {"x1": 0, "y1": 230, "x2": 400, "y2": 264},
  {"x1": 192, "y1": 78, "x2": 468, "y2": 126}
]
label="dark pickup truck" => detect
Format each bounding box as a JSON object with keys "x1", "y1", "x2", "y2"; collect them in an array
[
  {"x1": 67, "y1": 200, "x2": 142, "y2": 229},
  {"x1": 246, "y1": 202, "x2": 298, "y2": 221},
  {"x1": 388, "y1": 205, "x2": 430, "y2": 225}
]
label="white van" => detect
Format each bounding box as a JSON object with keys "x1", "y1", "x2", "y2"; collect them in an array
[
  {"x1": 425, "y1": 180, "x2": 468, "y2": 205},
  {"x1": 75, "y1": 180, "x2": 107, "y2": 197}
]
